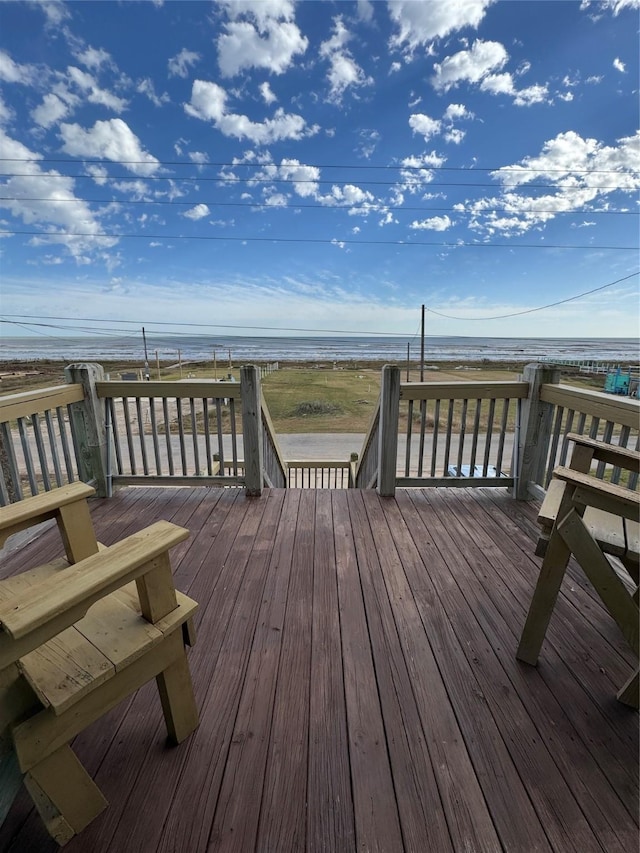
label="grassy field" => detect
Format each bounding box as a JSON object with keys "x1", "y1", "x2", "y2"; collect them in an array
[{"x1": 0, "y1": 358, "x2": 613, "y2": 434}]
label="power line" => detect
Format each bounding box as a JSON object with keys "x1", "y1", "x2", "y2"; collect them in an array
[
  {"x1": 1, "y1": 228, "x2": 635, "y2": 251},
  {"x1": 3, "y1": 270, "x2": 638, "y2": 335},
  {"x1": 1, "y1": 196, "x2": 637, "y2": 217},
  {"x1": 0, "y1": 157, "x2": 634, "y2": 175},
  {"x1": 426, "y1": 271, "x2": 639, "y2": 320},
  {"x1": 0, "y1": 172, "x2": 634, "y2": 191}
]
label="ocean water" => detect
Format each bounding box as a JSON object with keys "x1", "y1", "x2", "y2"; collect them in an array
[{"x1": 0, "y1": 334, "x2": 637, "y2": 364}]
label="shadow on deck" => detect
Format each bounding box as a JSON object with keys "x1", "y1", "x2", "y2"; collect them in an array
[{"x1": 1, "y1": 486, "x2": 637, "y2": 852}]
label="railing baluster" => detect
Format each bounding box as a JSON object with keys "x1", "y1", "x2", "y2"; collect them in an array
[
  {"x1": 482, "y1": 399, "x2": 496, "y2": 476},
  {"x1": 56, "y1": 406, "x2": 75, "y2": 481},
  {"x1": 576, "y1": 412, "x2": 587, "y2": 435},
  {"x1": 122, "y1": 397, "x2": 137, "y2": 474},
  {"x1": 31, "y1": 413, "x2": 51, "y2": 491},
  {"x1": 107, "y1": 399, "x2": 123, "y2": 475},
  {"x1": 469, "y1": 399, "x2": 481, "y2": 475},
  {"x1": 589, "y1": 415, "x2": 600, "y2": 440},
  {"x1": 405, "y1": 400, "x2": 413, "y2": 477},
  {"x1": 44, "y1": 410, "x2": 63, "y2": 487},
  {"x1": 430, "y1": 400, "x2": 440, "y2": 477},
  {"x1": 495, "y1": 399, "x2": 510, "y2": 477},
  {"x1": 135, "y1": 397, "x2": 149, "y2": 475},
  {"x1": 229, "y1": 398, "x2": 238, "y2": 475},
  {"x1": 18, "y1": 417, "x2": 38, "y2": 496},
  {"x1": 189, "y1": 398, "x2": 200, "y2": 475},
  {"x1": 203, "y1": 399, "x2": 212, "y2": 476},
  {"x1": 443, "y1": 400, "x2": 454, "y2": 475},
  {"x1": 162, "y1": 397, "x2": 174, "y2": 476},
  {"x1": 176, "y1": 398, "x2": 187, "y2": 475},
  {"x1": 148, "y1": 398, "x2": 162, "y2": 475},
  {"x1": 0, "y1": 422, "x2": 23, "y2": 501},
  {"x1": 611, "y1": 425, "x2": 630, "y2": 484},
  {"x1": 456, "y1": 399, "x2": 468, "y2": 477},
  {"x1": 545, "y1": 405, "x2": 565, "y2": 486},
  {"x1": 595, "y1": 420, "x2": 614, "y2": 479},
  {"x1": 559, "y1": 409, "x2": 575, "y2": 466},
  {"x1": 215, "y1": 398, "x2": 225, "y2": 470},
  {"x1": 417, "y1": 400, "x2": 427, "y2": 477},
  {"x1": 629, "y1": 434, "x2": 639, "y2": 490}
]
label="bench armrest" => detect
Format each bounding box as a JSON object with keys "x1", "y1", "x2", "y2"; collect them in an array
[
  {"x1": 566, "y1": 433, "x2": 640, "y2": 474},
  {"x1": 0, "y1": 521, "x2": 189, "y2": 668},
  {"x1": 552, "y1": 467, "x2": 640, "y2": 520}
]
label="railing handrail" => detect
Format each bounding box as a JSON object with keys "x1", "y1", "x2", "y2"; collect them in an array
[
  {"x1": 540, "y1": 383, "x2": 639, "y2": 429},
  {"x1": 0, "y1": 385, "x2": 85, "y2": 422},
  {"x1": 400, "y1": 380, "x2": 529, "y2": 401},
  {"x1": 260, "y1": 392, "x2": 288, "y2": 487},
  {"x1": 354, "y1": 396, "x2": 381, "y2": 483},
  {"x1": 96, "y1": 380, "x2": 241, "y2": 400},
  {"x1": 287, "y1": 460, "x2": 350, "y2": 469}
]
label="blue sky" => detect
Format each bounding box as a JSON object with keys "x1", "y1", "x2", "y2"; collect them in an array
[{"x1": 0, "y1": 0, "x2": 638, "y2": 340}]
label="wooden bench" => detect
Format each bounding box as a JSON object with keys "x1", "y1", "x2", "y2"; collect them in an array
[
  {"x1": 517, "y1": 434, "x2": 639, "y2": 707},
  {"x1": 0, "y1": 483, "x2": 199, "y2": 845}
]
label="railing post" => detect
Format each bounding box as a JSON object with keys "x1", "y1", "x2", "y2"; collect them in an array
[
  {"x1": 64, "y1": 363, "x2": 108, "y2": 497},
  {"x1": 377, "y1": 365, "x2": 400, "y2": 497},
  {"x1": 241, "y1": 365, "x2": 263, "y2": 496},
  {"x1": 515, "y1": 363, "x2": 560, "y2": 500}
]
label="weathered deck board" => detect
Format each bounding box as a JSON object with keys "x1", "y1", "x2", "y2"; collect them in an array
[{"x1": 1, "y1": 486, "x2": 637, "y2": 853}]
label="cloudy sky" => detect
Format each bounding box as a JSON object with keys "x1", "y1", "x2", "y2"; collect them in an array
[{"x1": 0, "y1": 0, "x2": 638, "y2": 340}]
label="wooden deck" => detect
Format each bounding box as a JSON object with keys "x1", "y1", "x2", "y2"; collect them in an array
[{"x1": 1, "y1": 486, "x2": 637, "y2": 852}]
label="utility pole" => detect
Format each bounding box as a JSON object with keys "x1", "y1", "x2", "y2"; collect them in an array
[
  {"x1": 155, "y1": 349, "x2": 160, "y2": 380},
  {"x1": 420, "y1": 304, "x2": 425, "y2": 382},
  {"x1": 142, "y1": 326, "x2": 150, "y2": 380},
  {"x1": 213, "y1": 348, "x2": 218, "y2": 380},
  {"x1": 178, "y1": 349, "x2": 183, "y2": 378},
  {"x1": 406, "y1": 342, "x2": 410, "y2": 381}
]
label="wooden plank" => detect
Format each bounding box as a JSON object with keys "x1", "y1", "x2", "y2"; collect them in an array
[
  {"x1": 540, "y1": 384, "x2": 640, "y2": 429},
  {"x1": 348, "y1": 490, "x2": 459, "y2": 852},
  {"x1": 0, "y1": 482, "x2": 95, "y2": 544},
  {"x1": 331, "y1": 489, "x2": 403, "y2": 852},
  {"x1": 400, "y1": 380, "x2": 529, "y2": 401},
  {"x1": 122, "y1": 492, "x2": 284, "y2": 853},
  {"x1": 306, "y1": 490, "x2": 355, "y2": 852},
  {"x1": 376, "y1": 490, "x2": 549, "y2": 852},
  {"x1": 256, "y1": 489, "x2": 314, "y2": 851},
  {"x1": 565, "y1": 432, "x2": 640, "y2": 472},
  {"x1": 455, "y1": 489, "x2": 640, "y2": 809},
  {"x1": 0, "y1": 385, "x2": 85, "y2": 422},
  {"x1": 405, "y1": 489, "x2": 624, "y2": 853},
  {"x1": 96, "y1": 381, "x2": 241, "y2": 400},
  {"x1": 210, "y1": 490, "x2": 301, "y2": 852}
]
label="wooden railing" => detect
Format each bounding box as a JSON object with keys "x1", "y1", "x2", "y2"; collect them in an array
[
  {"x1": 0, "y1": 384, "x2": 85, "y2": 505},
  {"x1": 97, "y1": 379, "x2": 244, "y2": 489},
  {"x1": 287, "y1": 461, "x2": 352, "y2": 489},
  {"x1": 537, "y1": 383, "x2": 638, "y2": 492},
  {"x1": 260, "y1": 392, "x2": 288, "y2": 489},
  {"x1": 354, "y1": 403, "x2": 381, "y2": 489}
]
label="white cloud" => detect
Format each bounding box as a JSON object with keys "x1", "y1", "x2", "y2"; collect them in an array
[
  {"x1": 32, "y1": 93, "x2": 70, "y2": 128},
  {"x1": 461, "y1": 130, "x2": 640, "y2": 237},
  {"x1": 259, "y1": 81, "x2": 277, "y2": 104},
  {"x1": 613, "y1": 57, "x2": 626, "y2": 72},
  {"x1": 409, "y1": 113, "x2": 442, "y2": 140},
  {"x1": 59, "y1": 118, "x2": 160, "y2": 176},
  {"x1": 218, "y1": 22, "x2": 308, "y2": 76},
  {"x1": 480, "y1": 72, "x2": 549, "y2": 105},
  {"x1": 168, "y1": 48, "x2": 200, "y2": 78},
  {"x1": 410, "y1": 214, "x2": 453, "y2": 231},
  {"x1": 189, "y1": 151, "x2": 209, "y2": 165},
  {"x1": 137, "y1": 78, "x2": 170, "y2": 107},
  {"x1": 389, "y1": 0, "x2": 494, "y2": 52},
  {"x1": 0, "y1": 127, "x2": 118, "y2": 260},
  {"x1": 185, "y1": 79, "x2": 318, "y2": 144},
  {"x1": 580, "y1": 0, "x2": 640, "y2": 14},
  {"x1": 74, "y1": 46, "x2": 112, "y2": 70},
  {"x1": 389, "y1": 61, "x2": 402, "y2": 74},
  {"x1": 217, "y1": 3, "x2": 307, "y2": 77},
  {"x1": 357, "y1": 0, "x2": 374, "y2": 22},
  {"x1": 432, "y1": 39, "x2": 508, "y2": 91},
  {"x1": 0, "y1": 50, "x2": 34, "y2": 85},
  {"x1": 182, "y1": 203, "x2": 210, "y2": 220},
  {"x1": 67, "y1": 66, "x2": 128, "y2": 112},
  {"x1": 444, "y1": 128, "x2": 466, "y2": 144},
  {"x1": 0, "y1": 94, "x2": 12, "y2": 124},
  {"x1": 320, "y1": 17, "x2": 373, "y2": 103},
  {"x1": 443, "y1": 103, "x2": 472, "y2": 121},
  {"x1": 29, "y1": 0, "x2": 69, "y2": 26}
]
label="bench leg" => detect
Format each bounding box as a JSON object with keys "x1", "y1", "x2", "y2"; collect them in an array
[
  {"x1": 517, "y1": 529, "x2": 571, "y2": 665},
  {"x1": 156, "y1": 644, "x2": 199, "y2": 744},
  {"x1": 24, "y1": 744, "x2": 108, "y2": 845}
]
